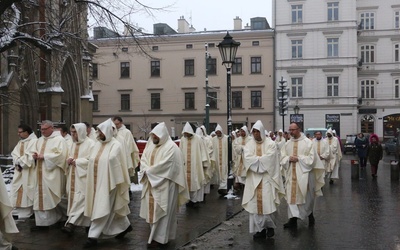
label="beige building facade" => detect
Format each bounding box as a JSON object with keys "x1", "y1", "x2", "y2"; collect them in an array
[{"x1": 90, "y1": 18, "x2": 275, "y2": 139}]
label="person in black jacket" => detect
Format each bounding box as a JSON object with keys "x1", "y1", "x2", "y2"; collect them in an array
[
  {"x1": 355, "y1": 133, "x2": 369, "y2": 168},
  {"x1": 367, "y1": 134, "x2": 383, "y2": 178}
]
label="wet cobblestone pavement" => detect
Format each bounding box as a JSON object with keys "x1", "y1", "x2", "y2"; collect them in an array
[{"x1": 10, "y1": 154, "x2": 400, "y2": 249}]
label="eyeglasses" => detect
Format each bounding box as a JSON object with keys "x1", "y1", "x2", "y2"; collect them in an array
[
  {"x1": 288, "y1": 128, "x2": 299, "y2": 131},
  {"x1": 41, "y1": 126, "x2": 51, "y2": 131}
]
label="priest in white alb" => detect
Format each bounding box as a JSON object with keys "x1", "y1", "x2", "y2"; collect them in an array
[
  {"x1": 0, "y1": 169, "x2": 19, "y2": 249},
  {"x1": 29, "y1": 120, "x2": 68, "y2": 231},
  {"x1": 140, "y1": 122, "x2": 189, "y2": 248},
  {"x1": 180, "y1": 122, "x2": 207, "y2": 207},
  {"x1": 83, "y1": 119, "x2": 132, "y2": 248},
  {"x1": 112, "y1": 116, "x2": 140, "y2": 177},
  {"x1": 211, "y1": 124, "x2": 229, "y2": 196},
  {"x1": 326, "y1": 128, "x2": 341, "y2": 184},
  {"x1": 280, "y1": 123, "x2": 325, "y2": 229},
  {"x1": 62, "y1": 123, "x2": 95, "y2": 235},
  {"x1": 312, "y1": 131, "x2": 330, "y2": 175},
  {"x1": 195, "y1": 126, "x2": 213, "y2": 196},
  {"x1": 242, "y1": 121, "x2": 285, "y2": 239},
  {"x1": 233, "y1": 125, "x2": 252, "y2": 189},
  {"x1": 10, "y1": 124, "x2": 37, "y2": 219}
]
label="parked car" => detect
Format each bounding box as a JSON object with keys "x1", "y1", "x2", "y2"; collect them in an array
[
  {"x1": 384, "y1": 138, "x2": 397, "y2": 155},
  {"x1": 343, "y1": 134, "x2": 357, "y2": 154}
]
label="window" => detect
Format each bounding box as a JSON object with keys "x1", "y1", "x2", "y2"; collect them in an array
[
  {"x1": 232, "y1": 58, "x2": 242, "y2": 74},
  {"x1": 328, "y1": 2, "x2": 339, "y2": 21},
  {"x1": 92, "y1": 63, "x2": 98, "y2": 79},
  {"x1": 327, "y1": 38, "x2": 339, "y2": 57},
  {"x1": 396, "y1": 11, "x2": 400, "y2": 29},
  {"x1": 120, "y1": 94, "x2": 130, "y2": 110},
  {"x1": 395, "y1": 79, "x2": 400, "y2": 98},
  {"x1": 252, "y1": 41, "x2": 260, "y2": 46},
  {"x1": 291, "y1": 40, "x2": 303, "y2": 59},
  {"x1": 395, "y1": 44, "x2": 399, "y2": 62},
  {"x1": 185, "y1": 92, "x2": 195, "y2": 109},
  {"x1": 151, "y1": 60, "x2": 160, "y2": 77},
  {"x1": 208, "y1": 92, "x2": 217, "y2": 109},
  {"x1": 360, "y1": 12, "x2": 375, "y2": 30},
  {"x1": 361, "y1": 80, "x2": 375, "y2": 99},
  {"x1": 120, "y1": 62, "x2": 130, "y2": 78},
  {"x1": 251, "y1": 91, "x2": 262, "y2": 108},
  {"x1": 186, "y1": 44, "x2": 193, "y2": 49},
  {"x1": 232, "y1": 91, "x2": 242, "y2": 108},
  {"x1": 92, "y1": 94, "x2": 99, "y2": 111},
  {"x1": 151, "y1": 93, "x2": 160, "y2": 110},
  {"x1": 292, "y1": 5, "x2": 303, "y2": 23},
  {"x1": 207, "y1": 58, "x2": 217, "y2": 75},
  {"x1": 327, "y1": 77, "x2": 339, "y2": 97},
  {"x1": 121, "y1": 47, "x2": 128, "y2": 52},
  {"x1": 361, "y1": 115, "x2": 374, "y2": 134},
  {"x1": 251, "y1": 57, "x2": 261, "y2": 74},
  {"x1": 185, "y1": 59, "x2": 195, "y2": 76},
  {"x1": 291, "y1": 77, "x2": 303, "y2": 97},
  {"x1": 208, "y1": 43, "x2": 215, "y2": 48},
  {"x1": 360, "y1": 45, "x2": 375, "y2": 63},
  {"x1": 152, "y1": 46, "x2": 159, "y2": 51}
]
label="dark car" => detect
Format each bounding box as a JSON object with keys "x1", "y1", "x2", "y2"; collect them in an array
[
  {"x1": 384, "y1": 138, "x2": 397, "y2": 155},
  {"x1": 343, "y1": 134, "x2": 357, "y2": 154}
]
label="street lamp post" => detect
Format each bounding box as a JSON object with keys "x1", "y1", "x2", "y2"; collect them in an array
[
  {"x1": 205, "y1": 43, "x2": 210, "y2": 133},
  {"x1": 218, "y1": 32, "x2": 240, "y2": 193},
  {"x1": 278, "y1": 77, "x2": 289, "y2": 130}
]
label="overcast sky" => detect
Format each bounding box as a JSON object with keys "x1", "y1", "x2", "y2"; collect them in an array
[{"x1": 130, "y1": 0, "x2": 273, "y2": 33}]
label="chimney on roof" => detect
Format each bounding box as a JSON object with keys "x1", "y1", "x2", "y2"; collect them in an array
[
  {"x1": 178, "y1": 16, "x2": 190, "y2": 33},
  {"x1": 234, "y1": 16, "x2": 242, "y2": 30}
]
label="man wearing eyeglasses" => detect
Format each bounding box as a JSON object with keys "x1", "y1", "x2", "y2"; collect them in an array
[
  {"x1": 10, "y1": 124, "x2": 37, "y2": 219},
  {"x1": 280, "y1": 123, "x2": 325, "y2": 229},
  {"x1": 30, "y1": 120, "x2": 68, "y2": 231}
]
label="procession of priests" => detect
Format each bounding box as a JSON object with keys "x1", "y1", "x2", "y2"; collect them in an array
[{"x1": 3, "y1": 117, "x2": 331, "y2": 248}]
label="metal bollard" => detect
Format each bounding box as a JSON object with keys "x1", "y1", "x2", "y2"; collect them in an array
[
  {"x1": 391, "y1": 160, "x2": 399, "y2": 181},
  {"x1": 351, "y1": 160, "x2": 359, "y2": 180}
]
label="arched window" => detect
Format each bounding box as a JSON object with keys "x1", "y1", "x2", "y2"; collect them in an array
[{"x1": 361, "y1": 115, "x2": 374, "y2": 134}]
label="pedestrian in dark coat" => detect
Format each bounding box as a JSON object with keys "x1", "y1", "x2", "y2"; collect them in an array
[
  {"x1": 355, "y1": 133, "x2": 369, "y2": 167},
  {"x1": 367, "y1": 134, "x2": 383, "y2": 178}
]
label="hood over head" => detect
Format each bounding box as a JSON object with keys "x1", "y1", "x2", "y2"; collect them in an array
[
  {"x1": 370, "y1": 133, "x2": 379, "y2": 143},
  {"x1": 251, "y1": 120, "x2": 266, "y2": 142},
  {"x1": 182, "y1": 122, "x2": 194, "y2": 135},
  {"x1": 72, "y1": 123, "x2": 87, "y2": 143},
  {"x1": 326, "y1": 128, "x2": 333, "y2": 136},
  {"x1": 214, "y1": 124, "x2": 223, "y2": 133},
  {"x1": 150, "y1": 122, "x2": 171, "y2": 146},
  {"x1": 96, "y1": 119, "x2": 114, "y2": 143},
  {"x1": 240, "y1": 125, "x2": 249, "y2": 137}
]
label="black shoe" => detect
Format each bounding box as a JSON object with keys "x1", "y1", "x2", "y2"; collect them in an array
[
  {"x1": 266, "y1": 228, "x2": 275, "y2": 238},
  {"x1": 12, "y1": 215, "x2": 18, "y2": 220},
  {"x1": 115, "y1": 225, "x2": 133, "y2": 239},
  {"x1": 83, "y1": 238, "x2": 97, "y2": 248},
  {"x1": 253, "y1": 229, "x2": 266, "y2": 239},
  {"x1": 218, "y1": 189, "x2": 227, "y2": 196},
  {"x1": 308, "y1": 213, "x2": 315, "y2": 226},
  {"x1": 186, "y1": 201, "x2": 195, "y2": 207},
  {"x1": 283, "y1": 217, "x2": 297, "y2": 229},
  {"x1": 329, "y1": 179, "x2": 334, "y2": 184},
  {"x1": 61, "y1": 223, "x2": 74, "y2": 236},
  {"x1": 30, "y1": 226, "x2": 49, "y2": 232},
  {"x1": 11, "y1": 246, "x2": 18, "y2": 250}
]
